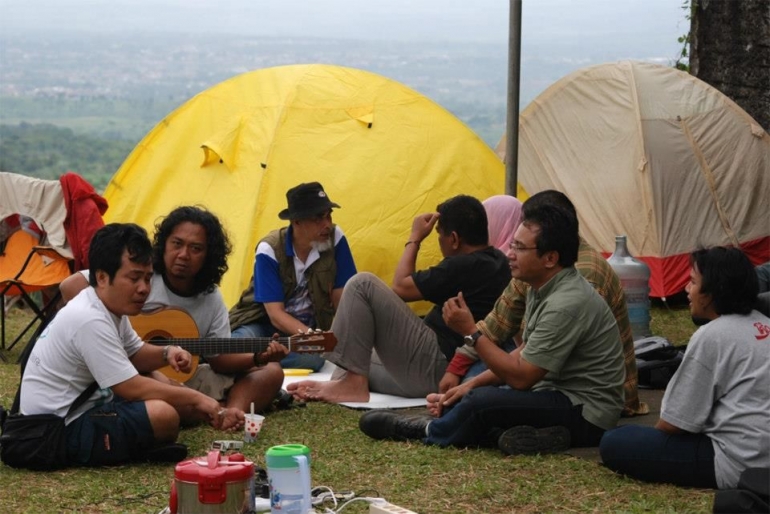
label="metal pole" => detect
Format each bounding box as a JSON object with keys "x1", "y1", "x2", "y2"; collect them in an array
[{"x1": 506, "y1": 0, "x2": 522, "y2": 196}]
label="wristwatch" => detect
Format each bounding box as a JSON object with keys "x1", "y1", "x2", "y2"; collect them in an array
[{"x1": 463, "y1": 330, "x2": 482, "y2": 347}]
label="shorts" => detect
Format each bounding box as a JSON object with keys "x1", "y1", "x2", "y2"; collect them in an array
[
  {"x1": 185, "y1": 363, "x2": 235, "y2": 401},
  {"x1": 65, "y1": 399, "x2": 155, "y2": 466}
]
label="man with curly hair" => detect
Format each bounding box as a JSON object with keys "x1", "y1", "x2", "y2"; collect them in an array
[{"x1": 60, "y1": 206, "x2": 286, "y2": 414}]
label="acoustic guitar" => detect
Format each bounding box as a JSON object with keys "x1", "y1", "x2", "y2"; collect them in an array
[{"x1": 129, "y1": 307, "x2": 336, "y2": 382}]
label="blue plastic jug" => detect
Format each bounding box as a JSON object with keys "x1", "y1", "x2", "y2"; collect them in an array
[{"x1": 607, "y1": 235, "x2": 651, "y2": 340}]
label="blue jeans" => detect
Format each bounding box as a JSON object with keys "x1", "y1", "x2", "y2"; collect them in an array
[
  {"x1": 426, "y1": 386, "x2": 605, "y2": 448},
  {"x1": 231, "y1": 322, "x2": 325, "y2": 372},
  {"x1": 462, "y1": 340, "x2": 517, "y2": 381},
  {"x1": 600, "y1": 424, "x2": 717, "y2": 488}
]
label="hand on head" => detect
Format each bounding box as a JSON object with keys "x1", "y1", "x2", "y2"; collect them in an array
[{"x1": 410, "y1": 212, "x2": 439, "y2": 243}]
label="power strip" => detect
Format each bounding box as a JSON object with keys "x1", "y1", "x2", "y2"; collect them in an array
[{"x1": 369, "y1": 502, "x2": 419, "y2": 514}]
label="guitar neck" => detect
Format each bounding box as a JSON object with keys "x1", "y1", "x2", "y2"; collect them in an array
[
  {"x1": 149, "y1": 337, "x2": 288, "y2": 355},
  {"x1": 133, "y1": 308, "x2": 336, "y2": 355}
]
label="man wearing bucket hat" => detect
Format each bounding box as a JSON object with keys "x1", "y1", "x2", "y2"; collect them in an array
[
  {"x1": 287, "y1": 194, "x2": 511, "y2": 403},
  {"x1": 229, "y1": 182, "x2": 357, "y2": 370}
]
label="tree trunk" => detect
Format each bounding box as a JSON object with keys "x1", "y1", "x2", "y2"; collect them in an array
[{"x1": 690, "y1": 0, "x2": 770, "y2": 132}]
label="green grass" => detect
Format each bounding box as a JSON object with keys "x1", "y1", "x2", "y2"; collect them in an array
[{"x1": 0, "y1": 304, "x2": 711, "y2": 513}]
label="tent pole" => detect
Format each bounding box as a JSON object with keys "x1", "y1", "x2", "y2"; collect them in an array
[{"x1": 505, "y1": 0, "x2": 522, "y2": 196}]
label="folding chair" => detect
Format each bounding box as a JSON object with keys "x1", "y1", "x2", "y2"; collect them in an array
[
  {"x1": 0, "y1": 171, "x2": 106, "y2": 360},
  {"x1": 0, "y1": 229, "x2": 72, "y2": 357}
]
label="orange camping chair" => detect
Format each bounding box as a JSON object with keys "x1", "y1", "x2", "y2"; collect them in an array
[{"x1": 0, "y1": 230, "x2": 72, "y2": 357}]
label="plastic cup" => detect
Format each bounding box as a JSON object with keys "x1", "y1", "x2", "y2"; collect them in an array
[{"x1": 244, "y1": 413, "x2": 265, "y2": 443}]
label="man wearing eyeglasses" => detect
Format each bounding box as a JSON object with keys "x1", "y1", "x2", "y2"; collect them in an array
[
  {"x1": 447, "y1": 190, "x2": 646, "y2": 418},
  {"x1": 359, "y1": 200, "x2": 625, "y2": 455}
]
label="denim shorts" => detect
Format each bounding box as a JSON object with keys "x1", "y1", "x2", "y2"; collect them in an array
[{"x1": 65, "y1": 399, "x2": 155, "y2": 466}]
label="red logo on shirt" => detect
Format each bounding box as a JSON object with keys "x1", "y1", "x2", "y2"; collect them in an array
[{"x1": 754, "y1": 322, "x2": 770, "y2": 340}]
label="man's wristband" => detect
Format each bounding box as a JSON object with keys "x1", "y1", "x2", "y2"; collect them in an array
[
  {"x1": 253, "y1": 352, "x2": 264, "y2": 367},
  {"x1": 162, "y1": 345, "x2": 172, "y2": 363},
  {"x1": 404, "y1": 240, "x2": 420, "y2": 249}
]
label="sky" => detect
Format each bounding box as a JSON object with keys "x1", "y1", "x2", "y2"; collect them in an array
[
  {"x1": 0, "y1": 0, "x2": 688, "y2": 144},
  {"x1": 2, "y1": 0, "x2": 686, "y2": 57}
]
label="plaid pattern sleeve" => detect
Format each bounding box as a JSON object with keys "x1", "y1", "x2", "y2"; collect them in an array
[
  {"x1": 479, "y1": 278, "x2": 528, "y2": 342},
  {"x1": 576, "y1": 239, "x2": 647, "y2": 416},
  {"x1": 451, "y1": 278, "x2": 527, "y2": 372}
]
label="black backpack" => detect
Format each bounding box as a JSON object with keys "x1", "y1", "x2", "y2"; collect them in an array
[{"x1": 634, "y1": 336, "x2": 685, "y2": 389}]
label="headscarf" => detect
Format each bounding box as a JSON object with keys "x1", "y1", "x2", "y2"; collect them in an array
[{"x1": 483, "y1": 195, "x2": 523, "y2": 252}]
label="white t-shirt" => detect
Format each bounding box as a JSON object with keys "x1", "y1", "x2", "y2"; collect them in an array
[
  {"x1": 20, "y1": 287, "x2": 143, "y2": 424},
  {"x1": 661, "y1": 310, "x2": 770, "y2": 489},
  {"x1": 144, "y1": 274, "x2": 230, "y2": 338},
  {"x1": 78, "y1": 270, "x2": 230, "y2": 338}
]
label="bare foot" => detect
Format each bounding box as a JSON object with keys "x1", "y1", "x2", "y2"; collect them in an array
[
  {"x1": 287, "y1": 375, "x2": 370, "y2": 403},
  {"x1": 426, "y1": 393, "x2": 444, "y2": 417}
]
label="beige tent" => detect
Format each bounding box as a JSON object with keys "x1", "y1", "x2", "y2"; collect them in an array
[{"x1": 499, "y1": 61, "x2": 770, "y2": 297}]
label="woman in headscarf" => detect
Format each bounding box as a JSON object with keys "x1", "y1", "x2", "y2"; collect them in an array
[{"x1": 482, "y1": 195, "x2": 523, "y2": 252}]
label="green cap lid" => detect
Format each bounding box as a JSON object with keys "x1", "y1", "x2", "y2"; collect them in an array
[{"x1": 266, "y1": 444, "x2": 311, "y2": 468}]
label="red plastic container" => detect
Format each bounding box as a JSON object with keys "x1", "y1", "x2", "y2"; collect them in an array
[{"x1": 170, "y1": 450, "x2": 255, "y2": 514}]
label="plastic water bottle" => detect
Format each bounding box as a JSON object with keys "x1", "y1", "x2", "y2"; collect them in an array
[
  {"x1": 266, "y1": 444, "x2": 312, "y2": 514},
  {"x1": 607, "y1": 235, "x2": 651, "y2": 340}
]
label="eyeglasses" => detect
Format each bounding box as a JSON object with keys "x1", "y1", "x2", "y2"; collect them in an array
[{"x1": 508, "y1": 243, "x2": 538, "y2": 254}]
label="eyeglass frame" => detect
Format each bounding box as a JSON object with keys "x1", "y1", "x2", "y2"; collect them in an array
[{"x1": 508, "y1": 242, "x2": 539, "y2": 254}]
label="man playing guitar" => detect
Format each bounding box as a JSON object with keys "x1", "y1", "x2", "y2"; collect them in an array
[{"x1": 60, "y1": 206, "x2": 289, "y2": 417}]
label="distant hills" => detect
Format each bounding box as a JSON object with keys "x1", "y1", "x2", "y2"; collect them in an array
[{"x1": 0, "y1": 30, "x2": 680, "y2": 189}]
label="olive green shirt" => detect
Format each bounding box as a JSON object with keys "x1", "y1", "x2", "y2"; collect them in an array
[
  {"x1": 519, "y1": 267, "x2": 625, "y2": 430},
  {"x1": 455, "y1": 237, "x2": 644, "y2": 415}
]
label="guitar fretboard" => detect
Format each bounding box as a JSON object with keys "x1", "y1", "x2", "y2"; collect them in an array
[{"x1": 147, "y1": 337, "x2": 326, "y2": 354}]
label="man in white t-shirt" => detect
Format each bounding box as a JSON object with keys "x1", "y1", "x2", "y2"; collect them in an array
[
  {"x1": 601, "y1": 247, "x2": 770, "y2": 489},
  {"x1": 60, "y1": 206, "x2": 288, "y2": 414},
  {"x1": 21, "y1": 223, "x2": 245, "y2": 467}
]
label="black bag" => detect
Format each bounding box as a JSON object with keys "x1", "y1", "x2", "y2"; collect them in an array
[
  {"x1": 713, "y1": 468, "x2": 770, "y2": 513},
  {"x1": 0, "y1": 413, "x2": 68, "y2": 470},
  {"x1": 0, "y1": 382, "x2": 97, "y2": 471},
  {"x1": 634, "y1": 336, "x2": 685, "y2": 389}
]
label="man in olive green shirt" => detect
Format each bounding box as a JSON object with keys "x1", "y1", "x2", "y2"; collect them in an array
[
  {"x1": 444, "y1": 191, "x2": 645, "y2": 417},
  {"x1": 359, "y1": 199, "x2": 625, "y2": 454}
]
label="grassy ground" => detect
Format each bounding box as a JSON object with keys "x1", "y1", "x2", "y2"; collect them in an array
[{"x1": 0, "y1": 303, "x2": 712, "y2": 513}]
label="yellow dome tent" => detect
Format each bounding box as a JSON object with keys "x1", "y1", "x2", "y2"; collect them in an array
[{"x1": 104, "y1": 64, "x2": 505, "y2": 309}]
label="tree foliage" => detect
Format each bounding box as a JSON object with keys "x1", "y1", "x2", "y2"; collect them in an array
[
  {"x1": 0, "y1": 123, "x2": 136, "y2": 191},
  {"x1": 675, "y1": 0, "x2": 696, "y2": 72}
]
